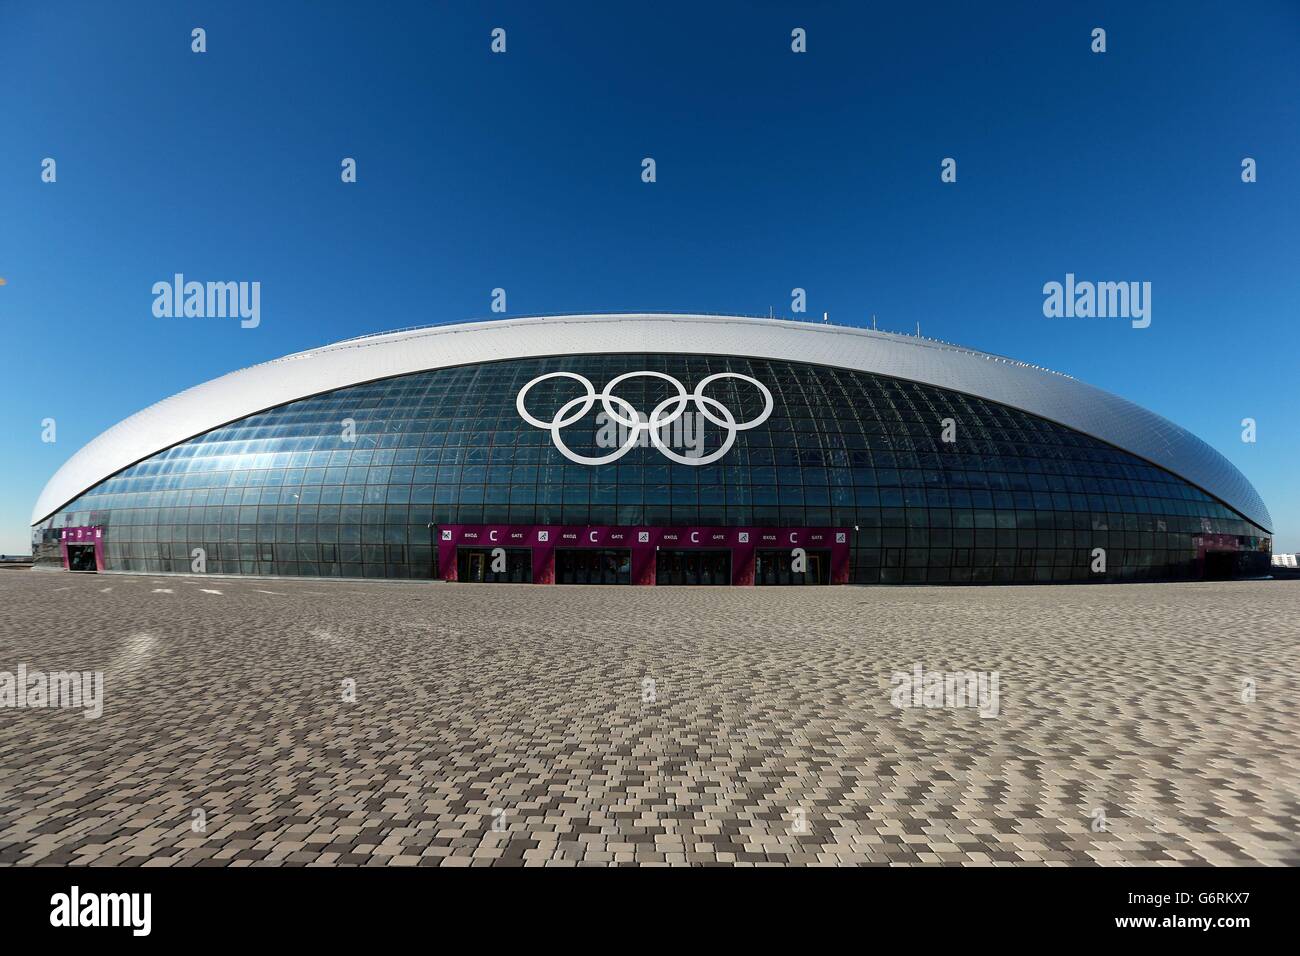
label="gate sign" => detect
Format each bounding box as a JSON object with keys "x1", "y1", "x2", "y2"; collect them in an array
[{"x1": 438, "y1": 524, "x2": 849, "y2": 586}]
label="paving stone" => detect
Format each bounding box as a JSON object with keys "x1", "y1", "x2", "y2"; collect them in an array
[{"x1": 0, "y1": 572, "x2": 1296, "y2": 866}]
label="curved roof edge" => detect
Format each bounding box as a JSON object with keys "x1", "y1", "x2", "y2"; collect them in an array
[{"x1": 32, "y1": 314, "x2": 1273, "y2": 532}]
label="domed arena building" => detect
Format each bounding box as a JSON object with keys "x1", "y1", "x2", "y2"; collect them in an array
[{"x1": 31, "y1": 314, "x2": 1272, "y2": 585}]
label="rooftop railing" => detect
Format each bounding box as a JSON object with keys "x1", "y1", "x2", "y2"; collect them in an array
[{"x1": 295, "y1": 311, "x2": 1074, "y2": 380}]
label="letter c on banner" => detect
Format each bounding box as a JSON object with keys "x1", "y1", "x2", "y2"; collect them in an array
[
  {"x1": 490, "y1": 530, "x2": 499, "y2": 541},
  {"x1": 691, "y1": 531, "x2": 700, "y2": 543},
  {"x1": 789, "y1": 532, "x2": 799, "y2": 544},
  {"x1": 589, "y1": 531, "x2": 598, "y2": 542}
]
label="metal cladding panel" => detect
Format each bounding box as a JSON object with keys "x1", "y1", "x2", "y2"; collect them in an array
[{"x1": 31, "y1": 314, "x2": 1272, "y2": 531}]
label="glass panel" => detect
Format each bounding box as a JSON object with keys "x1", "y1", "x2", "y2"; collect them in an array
[{"x1": 40, "y1": 353, "x2": 1270, "y2": 582}]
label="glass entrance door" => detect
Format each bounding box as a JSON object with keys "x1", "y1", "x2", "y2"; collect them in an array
[
  {"x1": 66, "y1": 544, "x2": 97, "y2": 572},
  {"x1": 555, "y1": 549, "x2": 631, "y2": 584},
  {"x1": 456, "y1": 548, "x2": 533, "y2": 583},
  {"x1": 754, "y1": 549, "x2": 830, "y2": 585},
  {"x1": 655, "y1": 550, "x2": 732, "y2": 585}
]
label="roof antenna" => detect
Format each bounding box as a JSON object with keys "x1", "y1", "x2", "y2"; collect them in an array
[
  {"x1": 916, "y1": 321, "x2": 921, "y2": 337},
  {"x1": 822, "y1": 311, "x2": 829, "y2": 324},
  {"x1": 871, "y1": 313, "x2": 877, "y2": 331}
]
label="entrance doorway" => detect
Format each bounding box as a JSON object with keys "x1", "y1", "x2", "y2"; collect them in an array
[
  {"x1": 1203, "y1": 551, "x2": 1239, "y2": 580},
  {"x1": 456, "y1": 547, "x2": 533, "y2": 583},
  {"x1": 754, "y1": 549, "x2": 830, "y2": 585},
  {"x1": 655, "y1": 550, "x2": 732, "y2": 585},
  {"x1": 66, "y1": 544, "x2": 97, "y2": 572},
  {"x1": 555, "y1": 549, "x2": 631, "y2": 585}
]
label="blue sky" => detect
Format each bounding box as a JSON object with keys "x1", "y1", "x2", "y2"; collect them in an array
[{"x1": 1, "y1": 0, "x2": 1297, "y2": 554}]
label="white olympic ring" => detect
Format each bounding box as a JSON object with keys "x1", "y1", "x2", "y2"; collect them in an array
[{"x1": 516, "y1": 370, "x2": 774, "y2": 466}]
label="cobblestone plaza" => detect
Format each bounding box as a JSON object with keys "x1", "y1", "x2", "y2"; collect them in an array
[{"x1": 1, "y1": 572, "x2": 1295, "y2": 866}]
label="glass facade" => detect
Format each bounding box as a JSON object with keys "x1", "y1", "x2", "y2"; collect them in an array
[{"x1": 32, "y1": 354, "x2": 1271, "y2": 583}]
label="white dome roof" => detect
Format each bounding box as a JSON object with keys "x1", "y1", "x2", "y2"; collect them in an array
[{"x1": 32, "y1": 314, "x2": 1272, "y2": 532}]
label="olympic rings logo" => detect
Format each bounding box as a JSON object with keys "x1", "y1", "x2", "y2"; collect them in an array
[{"x1": 516, "y1": 370, "x2": 774, "y2": 465}]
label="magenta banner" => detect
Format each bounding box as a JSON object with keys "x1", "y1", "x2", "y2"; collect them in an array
[
  {"x1": 59, "y1": 526, "x2": 104, "y2": 571},
  {"x1": 438, "y1": 524, "x2": 850, "y2": 585}
]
